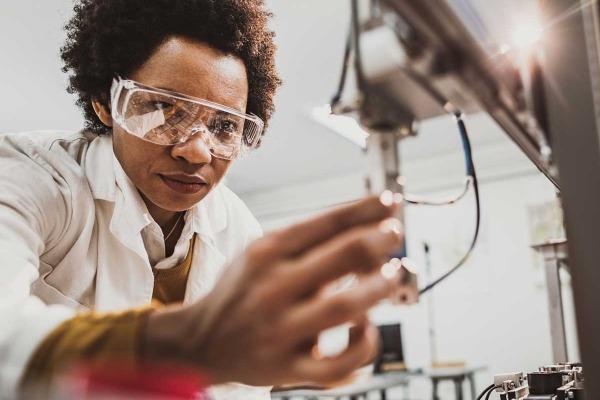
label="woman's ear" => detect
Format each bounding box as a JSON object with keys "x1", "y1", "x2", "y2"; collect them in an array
[{"x1": 92, "y1": 100, "x2": 113, "y2": 127}]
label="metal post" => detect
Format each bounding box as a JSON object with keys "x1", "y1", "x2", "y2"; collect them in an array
[
  {"x1": 532, "y1": 240, "x2": 569, "y2": 363},
  {"x1": 365, "y1": 132, "x2": 403, "y2": 198},
  {"x1": 542, "y1": 0, "x2": 600, "y2": 396},
  {"x1": 424, "y1": 242, "x2": 438, "y2": 364},
  {"x1": 365, "y1": 131, "x2": 406, "y2": 247}
]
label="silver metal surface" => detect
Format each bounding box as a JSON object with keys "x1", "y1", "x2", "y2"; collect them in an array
[
  {"x1": 493, "y1": 372, "x2": 525, "y2": 391},
  {"x1": 539, "y1": 363, "x2": 570, "y2": 373},
  {"x1": 379, "y1": 0, "x2": 560, "y2": 187},
  {"x1": 365, "y1": 132, "x2": 403, "y2": 197},
  {"x1": 532, "y1": 240, "x2": 569, "y2": 363},
  {"x1": 501, "y1": 386, "x2": 529, "y2": 400},
  {"x1": 364, "y1": 132, "x2": 419, "y2": 304},
  {"x1": 531, "y1": 239, "x2": 568, "y2": 261}
]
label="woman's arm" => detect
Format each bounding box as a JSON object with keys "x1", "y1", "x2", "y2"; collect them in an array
[{"x1": 0, "y1": 133, "x2": 79, "y2": 398}]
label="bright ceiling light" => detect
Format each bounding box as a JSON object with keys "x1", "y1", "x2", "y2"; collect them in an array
[
  {"x1": 511, "y1": 22, "x2": 543, "y2": 51},
  {"x1": 311, "y1": 104, "x2": 368, "y2": 149}
]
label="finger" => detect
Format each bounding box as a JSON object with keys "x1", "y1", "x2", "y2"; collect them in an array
[
  {"x1": 281, "y1": 270, "x2": 400, "y2": 343},
  {"x1": 393, "y1": 266, "x2": 420, "y2": 304},
  {"x1": 267, "y1": 195, "x2": 401, "y2": 257},
  {"x1": 348, "y1": 317, "x2": 369, "y2": 345},
  {"x1": 293, "y1": 322, "x2": 380, "y2": 385},
  {"x1": 349, "y1": 319, "x2": 380, "y2": 366},
  {"x1": 280, "y1": 218, "x2": 403, "y2": 299}
]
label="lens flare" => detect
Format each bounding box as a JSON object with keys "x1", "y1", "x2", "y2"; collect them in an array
[{"x1": 511, "y1": 22, "x2": 543, "y2": 51}]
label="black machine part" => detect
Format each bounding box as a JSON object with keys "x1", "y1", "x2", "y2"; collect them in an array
[
  {"x1": 527, "y1": 371, "x2": 564, "y2": 394},
  {"x1": 557, "y1": 383, "x2": 585, "y2": 400}
]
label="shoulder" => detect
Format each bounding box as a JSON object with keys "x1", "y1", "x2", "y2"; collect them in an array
[
  {"x1": 214, "y1": 184, "x2": 254, "y2": 217},
  {"x1": 198, "y1": 184, "x2": 262, "y2": 258},
  {"x1": 0, "y1": 130, "x2": 97, "y2": 179},
  {"x1": 0, "y1": 130, "x2": 87, "y2": 183},
  {"x1": 0, "y1": 130, "x2": 99, "y2": 203},
  {"x1": 0, "y1": 131, "x2": 96, "y2": 211},
  {"x1": 1, "y1": 129, "x2": 104, "y2": 188},
  {"x1": 0, "y1": 130, "x2": 98, "y2": 242},
  {"x1": 0, "y1": 130, "x2": 94, "y2": 160},
  {"x1": 210, "y1": 184, "x2": 262, "y2": 238}
]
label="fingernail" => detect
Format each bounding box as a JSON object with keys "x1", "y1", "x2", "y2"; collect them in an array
[
  {"x1": 378, "y1": 218, "x2": 403, "y2": 236},
  {"x1": 393, "y1": 193, "x2": 404, "y2": 204},
  {"x1": 400, "y1": 257, "x2": 420, "y2": 275},
  {"x1": 379, "y1": 191, "x2": 404, "y2": 207},
  {"x1": 380, "y1": 258, "x2": 402, "y2": 281},
  {"x1": 379, "y1": 190, "x2": 394, "y2": 206}
]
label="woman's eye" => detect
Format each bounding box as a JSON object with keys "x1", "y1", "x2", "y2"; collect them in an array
[
  {"x1": 220, "y1": 120, "x2": 236, "y2": 132},
  {"x1": 213, "y1": 119, "x2": 239, "y2": 137}
]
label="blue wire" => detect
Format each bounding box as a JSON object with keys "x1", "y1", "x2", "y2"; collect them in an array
[
  {"x1": 419, "y1": 112, "x2": 481, "y2": 295},
  {"x1": 456, "y1": 113, "x2": 474, "y2": 175}
]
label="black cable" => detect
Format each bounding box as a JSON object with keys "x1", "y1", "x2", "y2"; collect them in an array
[
  {"x1": 350, "y1": 0, "x2": 365, "y2": 84},
  {"x1": 476, "y1": 384, "x2": 496, "y2": 400},
  {"x1": 329, "y1": 1, "x2": 481, "y2": 295},
  {"x1": 485, "y1": 385, "x2": 498, "y2": 400},
  {"x1": 418, "y1": 113, "x2": 481, "y2": 295},
  {"x1": 330, "y1": 10, "x2": 474, "y2": 208},
  {"x1": 330, "y1": 28, "x2": 352, "y2": 108},
  {"x1": 486, "y1": 385, "x2": 502, "y2": 400}
]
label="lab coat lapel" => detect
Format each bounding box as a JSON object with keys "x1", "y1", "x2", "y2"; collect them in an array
[
  {"x1": 183, "y1": 194, "x2": 228, "y2": 304},
  {"x1": 85, "y1": 135, "x2": 155, "y2": 310},
  {"x1": 183, "y1": 235, "x2": 227, "y2": 304},
  {"x1": 84, "y1": 134, "x2": 151, "y2": 262}
]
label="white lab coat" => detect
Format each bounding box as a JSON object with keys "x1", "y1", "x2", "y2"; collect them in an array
[{"x1": 0, "y1": 130, "x2": 269, "y2": 399}]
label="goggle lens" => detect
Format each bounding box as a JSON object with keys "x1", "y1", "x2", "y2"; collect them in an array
[{"x1": 111, "y1": 77, "x2": 263, "y2": 160}]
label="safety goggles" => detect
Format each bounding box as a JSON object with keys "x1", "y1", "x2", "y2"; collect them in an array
[{"x1": 110, "y1": 76, "x2": 263, "y2": 160}]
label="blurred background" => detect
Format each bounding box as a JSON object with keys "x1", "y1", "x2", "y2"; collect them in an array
[{"x1": 0, "y1": 0, "x2": 577, "y2": 398}]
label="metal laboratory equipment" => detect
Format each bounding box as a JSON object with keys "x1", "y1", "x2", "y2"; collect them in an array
[{"x1": 330, "y1": 0, "x2": 600, "y2": 397}]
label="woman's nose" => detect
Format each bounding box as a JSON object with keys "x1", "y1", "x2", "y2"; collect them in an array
[{"x1": 170, "y1": 130, "x2": 213, "y2": 164}]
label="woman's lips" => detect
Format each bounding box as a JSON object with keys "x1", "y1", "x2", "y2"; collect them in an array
[{"x1": 159, "y1": 174, "x2": 207, "y2": 195}]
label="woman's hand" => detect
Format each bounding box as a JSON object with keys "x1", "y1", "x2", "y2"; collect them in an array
[{"x1": 144, "y1": 195, "x2": 406, "y2": 386}]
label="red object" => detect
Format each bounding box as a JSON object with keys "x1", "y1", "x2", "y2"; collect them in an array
[{"x1": 57, "y1": 362, "x2": 211, "y2": 399}]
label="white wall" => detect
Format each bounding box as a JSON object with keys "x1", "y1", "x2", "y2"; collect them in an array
[{"x1": 0, "y1": 0, "x2": 82, "y2": 133}]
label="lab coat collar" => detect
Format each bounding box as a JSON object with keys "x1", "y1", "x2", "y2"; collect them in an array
[
  {"x1": 83, "y1": 132, "x2": 228, "y2": 244},
  {"x1": 84, "y1": 133, "x2": 118, "y2": 202},
  {"x1": 111, "y1": 153, "x2": 154, "y2": 252}
]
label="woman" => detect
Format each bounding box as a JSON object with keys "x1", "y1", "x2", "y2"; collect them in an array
[{"x1": 0, "y1": 1, "x2": 406, "y2": 399}]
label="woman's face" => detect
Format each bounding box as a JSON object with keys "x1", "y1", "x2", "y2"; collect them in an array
[{"x1": 111, "y1": 37, "x2": 249, "y2": 220}]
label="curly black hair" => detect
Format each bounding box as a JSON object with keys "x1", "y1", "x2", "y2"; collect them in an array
[{"x1": 60, "y1": 0, "x2": 281, "y2": 137}]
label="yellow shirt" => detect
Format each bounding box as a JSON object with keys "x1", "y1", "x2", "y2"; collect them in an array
[{"x1": 152, "y1": 235, "x2": 196, "y2": 305}]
